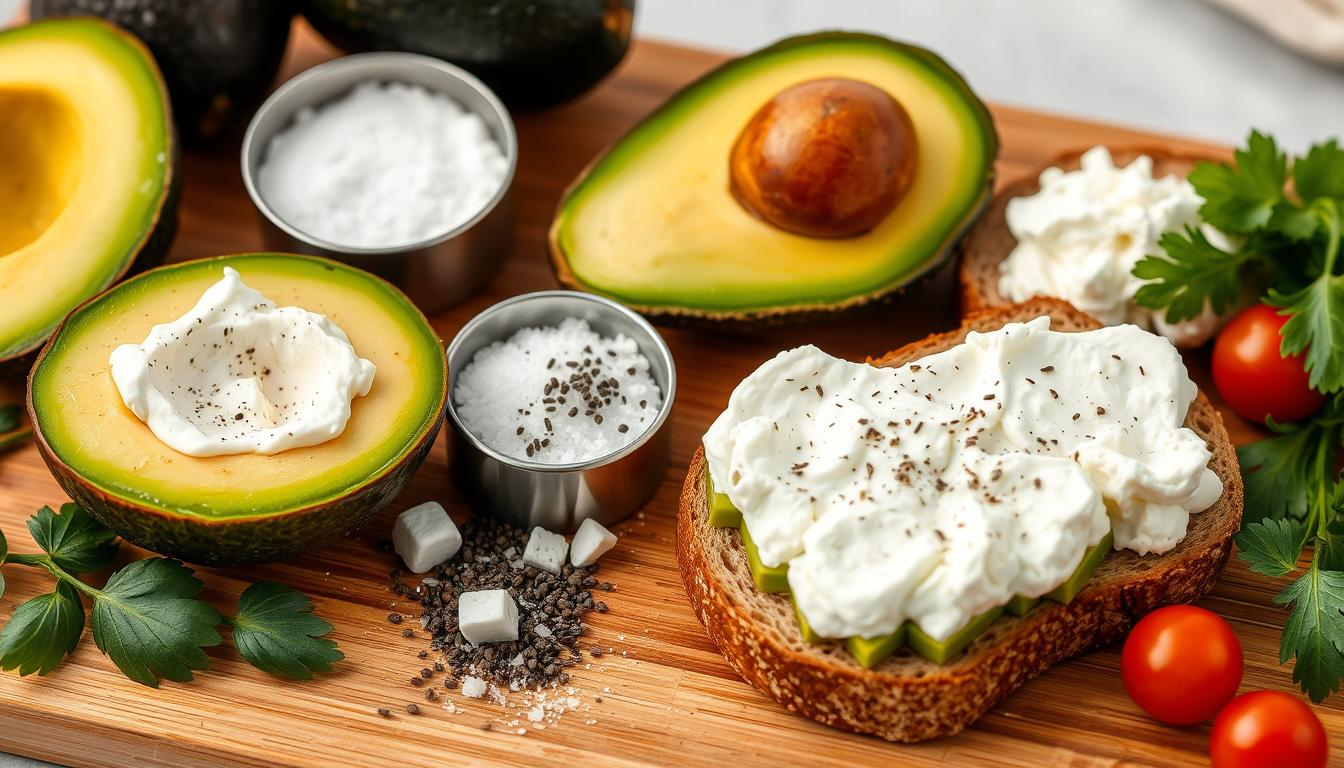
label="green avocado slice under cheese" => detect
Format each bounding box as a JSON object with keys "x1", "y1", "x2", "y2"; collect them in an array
[{"x1": 706, "y1": 470, "x2": 1114, "y2": 666}]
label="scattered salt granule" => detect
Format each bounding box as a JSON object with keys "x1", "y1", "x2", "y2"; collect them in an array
[
  {"x1": 257, "y1": 81, "x2": 508, "y2": 249},
  {"x1": 453, "y1": 318, "x2": 663, "y2": 464},
  {"x1": 461, "y1": 676, "x2": 488, "y2": 698}
]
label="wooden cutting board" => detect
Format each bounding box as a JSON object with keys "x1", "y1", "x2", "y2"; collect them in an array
[{"x1": 0, "y1": 19, "x2": 1334, "y2": 768}]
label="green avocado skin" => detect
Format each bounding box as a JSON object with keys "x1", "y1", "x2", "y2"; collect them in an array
[
  {"x1": 40, "y1": 419, "x2": 440, "y2": 566},
  {"x1": 300, "y1": 0, "x2": 633, "y2": 109},
  {"x1": 30, "y1": 0, "x2": 292, "y2": 144}
]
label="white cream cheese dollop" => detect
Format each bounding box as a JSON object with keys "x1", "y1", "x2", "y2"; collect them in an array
[
  {"x1": 997, "y1": 146, "x2": 1227, "y2": 347},
  {"x1": 109, "y1": 267, "x2": 376, "y2": 457},
  {"x1": 702, "y1": 317, "x2": 1221, "y2": 641}
]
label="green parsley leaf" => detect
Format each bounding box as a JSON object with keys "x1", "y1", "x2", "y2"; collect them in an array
[
  {"x1": 1269, "y1": 258, "x2": 1344, "y2": 394},
  {"x1": 1276, "y1": 560, "x2": 1344, "y2": 702},
  {"x1": 1236, "y1": 518, "x2": 1308, "y2": 577},
  {"x1": 89, "y1": 558, "x2": 222, "y2": 687},
  {"x1": 1188, "y1": 130, "x2": 1287, "y2": 232},
  {"x1": 1293, "y1": 139, "x2": 1344, "y2": 202},
  {"x1": 27, "y1": 504, "x2": 119, "y2": 574},
  {"x1": 0, "y1": 405, "x2": 18, "y2": 434},
  {"x1": 1134, "y1": 227, "x2": 1253, "y2": 322},
  {"x1": 0, "y1": 582, "x2": 85, "y2": 676},
  {"x1": 228, "y1": 583, "x2": 344, "y2": 680},
  {"x1": 1237, "y1": 403, "x2": 1341, "y2": 522},
  {"x1": 1270, "y1": 202, "x2": 1321, "y2": 241}
]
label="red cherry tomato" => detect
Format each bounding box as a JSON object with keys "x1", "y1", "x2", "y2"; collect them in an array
[
  {"x1": 1212, "y1": 304, "x2": 1324, "y2": 424},
  {"x1": 1210, "y1": 690, "x2": 1328, "y2": 768},
  {"x1": 1121, "y1": 605, "x2": 1243, "y2": 724}
]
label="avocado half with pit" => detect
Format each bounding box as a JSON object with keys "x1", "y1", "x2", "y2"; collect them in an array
[
  {"x1": 27, "y1": 254, "x2": 447, "y2": 566},
  {"x1": 0, "y1": 18, "x2": 179, "y2": 374},
  {"x1": 549, "y1": 32, "x2": 998, "y2": 324}
]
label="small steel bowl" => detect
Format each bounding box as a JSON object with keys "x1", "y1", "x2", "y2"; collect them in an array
[
  {"x1": 446, "y1": 291, "x2": 677, "y2": 533},
  {"x1": 240, "y1": 52, "x2": 517, "y2": 314}
]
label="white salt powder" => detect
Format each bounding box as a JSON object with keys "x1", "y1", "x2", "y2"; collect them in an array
[
  {"x1": 257, "y1": 81, "x2": 508, "y2": 249},
  {"x1": 454, "y1": 318, "x2": 663, "y2": 464}
]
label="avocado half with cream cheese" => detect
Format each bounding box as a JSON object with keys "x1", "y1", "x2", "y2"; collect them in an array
[
  {"x1": 549, "y1": 32, "x2": 997, "y2": 324},
  {"x1": 27, "y1": 254, "x2": 447, "y2": 566},
  {"x1": 0, "y1": 18, "x2": 179, "y2": 374}
]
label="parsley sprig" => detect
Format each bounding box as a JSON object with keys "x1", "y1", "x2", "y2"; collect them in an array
[
  {"x1": 1134, "y1": 131, "x2": 1344, "y2": 391},
  {"x1": 1145, "y1": 131, "x2": 1344, "y2": 702},
  {"x1": 1236, "y1": 397, "x2": 1344, "y2": 701},
  {"x1": 0, "y1": 504, "x2": 342, "y2": 687}
]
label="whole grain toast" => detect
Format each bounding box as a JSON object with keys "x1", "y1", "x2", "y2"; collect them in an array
[
  {"x1": 957, "y1": 147, "x2": 1223, "y2": 316},
  {"x1": 675, "y1": 297, "x2": 1243, "y2": 742}
]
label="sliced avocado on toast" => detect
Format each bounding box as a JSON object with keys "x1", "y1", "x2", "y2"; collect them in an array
[
  {"x1": 677, "y1": 298, "x2": 1243, "y2": 742},
  {"x1": 707, "y1": 468, "x2": 1115, "y2": 668}
]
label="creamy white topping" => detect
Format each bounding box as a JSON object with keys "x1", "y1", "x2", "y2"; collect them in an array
[
  {"x1": 997, "y1": 146, "x2": 1231, "y2": 347},
  {"x1": 703, "y1": 317, "x2": 1221, "y2": 641},
  {"x1": 109, "y1": 267, "x2": 376, "y2": 457}
]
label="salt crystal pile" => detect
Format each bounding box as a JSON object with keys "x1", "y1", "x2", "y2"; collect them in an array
[{"x1": 453, "y1": 318, "x2": 663, "y2": 464}]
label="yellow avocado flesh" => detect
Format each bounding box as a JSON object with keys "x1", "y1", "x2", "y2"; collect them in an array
[
  {"x1": 707, "y1": 474, "x2": 1111, "y2": 665},
  {"x1": 29, "y1": 254, "x2": 446, "y2": 521},
  {"x1": 0, "y1": 20, "x2": 171, "y2": 359},
  {"x1": 555, "y1": 34, "x2": 995, "y2": 312}
]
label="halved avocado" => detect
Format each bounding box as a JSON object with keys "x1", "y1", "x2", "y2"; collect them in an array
[
  {"x1": 549, "y1": 32, "x2": 997, "y2": 324},
  {"x1": 0, "y1": 19, "x2": 178, "y2": 373},
  {"x1": 27, "y1": 254, "x2": 447, "y2": 566}
]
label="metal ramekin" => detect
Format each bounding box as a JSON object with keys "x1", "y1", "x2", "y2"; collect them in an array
[
  {"x1": 446, "y1": 291, "x2": 677, "y2": 533},
  {"x1": 240, "y1": 52, "x2": 517, "y2": 313}
]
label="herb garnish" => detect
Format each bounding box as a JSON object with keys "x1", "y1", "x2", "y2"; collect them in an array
[
  {"x1": 0, "y1": 503, "x2": 342, "y2": 687},
  {"x1": 1134, "y1": 131, "x2": 1343, "y2": 391},
  {"x1": 1133, "y1": 131, "x2": 1344, "y2": 702}
]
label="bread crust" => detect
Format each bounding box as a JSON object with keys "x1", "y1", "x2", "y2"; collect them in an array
[
  {"x1": 675, "y1": 298, "x2": 1243, "y2": 742},
  {"x1": 956, "y1": 147, "x2": 1224, "y2": 318}
]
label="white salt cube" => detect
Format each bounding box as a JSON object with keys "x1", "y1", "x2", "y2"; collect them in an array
[
  {"x1": 570, "y1": 518, "x2": 617, "y2": 567},
  {"x1": 461, "y1": 676, "x2": 487, "y2": 698},
  {"x1": 523, "y1": 527, "x2": 568, "y2": 574},
  {"x1": 458, "y1": 589, "x2": 519, "y2": 644},
  {"x1": 392, "y1": 502, "x2": 462, "y2": 573}
]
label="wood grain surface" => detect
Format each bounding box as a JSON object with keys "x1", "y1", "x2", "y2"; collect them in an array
[{"x1": 0, "y1": 19, "x2": 1334, "y2": 768}]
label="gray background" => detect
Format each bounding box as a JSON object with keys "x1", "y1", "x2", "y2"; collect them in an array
[{"x1": 0, "y1": 0, "x2": 1340, "y2": 766}]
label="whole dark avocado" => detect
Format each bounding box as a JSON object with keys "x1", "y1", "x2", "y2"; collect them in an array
[
  {"x1": 30, "y1": 0, "x2": 293, "y2": 144},
  {"x1": 300, "y1": 0, "x2": 634, "y2": 109}
]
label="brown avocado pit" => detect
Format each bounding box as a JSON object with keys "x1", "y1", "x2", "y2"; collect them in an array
[{"x1": 729, "y1": 77, "x2": 918, "y2": 239}]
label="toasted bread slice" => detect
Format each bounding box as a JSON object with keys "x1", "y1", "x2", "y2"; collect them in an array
[
  {"x1": 676, "y1": 298, "x2": 1243, "y2": 742},
  {"x1": 957, "y1": 147, "x2": 1222, "y2": 316}
]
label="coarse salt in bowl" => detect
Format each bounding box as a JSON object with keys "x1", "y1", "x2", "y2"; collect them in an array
[
  {"x1": 241, "y1": 53, "x2": 517, "y2": 313},
  {"x1": 445, "y1": 291, "x2": 677, "y2": 533}
]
